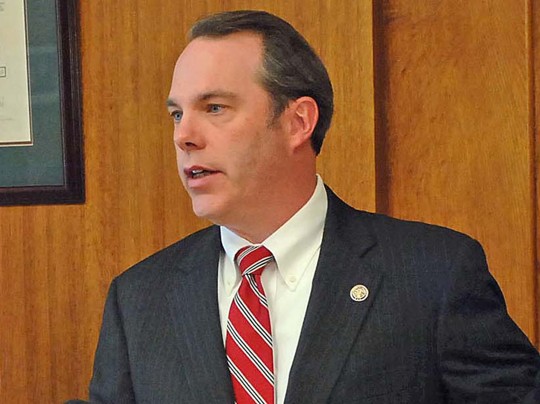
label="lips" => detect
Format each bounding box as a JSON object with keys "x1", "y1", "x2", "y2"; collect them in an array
[{"x1": 184, "y1": 166, "x2": 219, "y2": 179}]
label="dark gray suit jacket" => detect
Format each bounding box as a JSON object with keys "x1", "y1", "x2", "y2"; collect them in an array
[{"x1": 82, "y1": 189, "x2": 540, "y2": 403}]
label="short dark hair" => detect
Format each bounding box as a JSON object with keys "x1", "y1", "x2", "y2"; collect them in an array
[{"x1": 189, "y1": 10, "x2": 334, "y2": 155}]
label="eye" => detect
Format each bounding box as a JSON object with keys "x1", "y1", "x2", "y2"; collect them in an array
[
  {"x1": 207, "y1": 104, "x2": 224, "y2": 114},
  {"x1": 170, "y1": 110, "x2": 183, "y2": 123}
]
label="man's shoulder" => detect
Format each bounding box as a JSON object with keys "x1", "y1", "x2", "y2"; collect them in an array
[
  {"x1": 329, "y1": 191, "x2": 479, "y2": 251},
  {"x1": 113, "y1": 225, "x2": 219, "y2": 286},
  {"x1": 332, "y1": 199, "x2": 491, "y2": 300},
  {"x1": 370, "y1": 211, "x2": 476, "y2": 245},
  {"x1": 326, "y1": 194, "x2": 484, "y2": 280}
]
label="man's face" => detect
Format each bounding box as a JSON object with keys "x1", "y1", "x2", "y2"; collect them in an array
[{"x1": 167, "y1": 33, "x2": 290, "y2": 229}]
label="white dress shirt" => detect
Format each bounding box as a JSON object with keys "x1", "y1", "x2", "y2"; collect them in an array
[{"x1": 219, "y1": 175, "x2": 328, "y2": 404}]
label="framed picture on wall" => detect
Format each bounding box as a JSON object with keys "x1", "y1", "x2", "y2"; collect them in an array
[{"x1": 0, "y1": 0, "x2": 84, "y2": 206}]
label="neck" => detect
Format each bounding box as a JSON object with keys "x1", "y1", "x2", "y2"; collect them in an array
[{"x1": 226, "y1": 174, "x2": 318, "y2": 244}]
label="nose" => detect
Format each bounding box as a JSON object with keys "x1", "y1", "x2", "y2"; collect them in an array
[{"x1": 173, "y1": 113, "x2": 204, "y2": 152}]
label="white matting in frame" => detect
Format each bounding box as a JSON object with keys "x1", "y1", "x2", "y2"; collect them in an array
[{"x1": 0, "y1": 0, "x2": 33, "y2": 146}]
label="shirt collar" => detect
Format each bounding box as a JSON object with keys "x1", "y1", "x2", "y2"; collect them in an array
[{"x1": 220, "y1": 175, "x2": 328, "y2": 291}]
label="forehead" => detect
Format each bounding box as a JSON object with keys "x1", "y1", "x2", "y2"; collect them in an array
[{"x1": 170, "y1": 32, "x2": 265, "y2": 100}]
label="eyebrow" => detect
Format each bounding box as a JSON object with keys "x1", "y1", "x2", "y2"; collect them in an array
[
  {"x1": 166, "y1": 98, "x2": 178, "y2": 108},
  {"x1": 198, "y1": 90, "x2": 237, "y2": 101},
  {"x1": 166, "y1": 90, "x2": 238, "y2": 108}
]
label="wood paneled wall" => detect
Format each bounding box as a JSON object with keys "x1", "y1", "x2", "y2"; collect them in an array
[
  {"x1": 374, "y1": 0, "x2": 538, "y2": 341},
  {"x1": 0, "y1": 1, "x2": 537, "y2": 403},
  {"x1": 535, "y1": 0, "x2": 540, "y2": 350}
]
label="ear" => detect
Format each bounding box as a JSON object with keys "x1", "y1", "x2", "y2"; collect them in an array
[{"x1": 287, "y1": 96, "x2": 319, "y2": 151}]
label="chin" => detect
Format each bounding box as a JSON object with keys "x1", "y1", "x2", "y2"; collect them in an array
[{"x1": 190, "y1": 198, "x2": 227, "y2": 225}]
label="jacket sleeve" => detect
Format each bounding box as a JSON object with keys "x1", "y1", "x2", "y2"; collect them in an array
[
  {"x1": 437, "y1": 238, "x2": 540, "y2": 403},
  {"x1": 88, "y1": 279, "x2": 136, "y2": 403}
]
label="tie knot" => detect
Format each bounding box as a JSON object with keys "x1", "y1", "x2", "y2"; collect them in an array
[{"x1": 235, "y1": 245, "x2": 274, "y2": 277}]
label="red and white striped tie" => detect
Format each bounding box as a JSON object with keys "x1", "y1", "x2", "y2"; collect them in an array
[{"x1": 226, "y1": 245, "x2": 275, "y2": 404}]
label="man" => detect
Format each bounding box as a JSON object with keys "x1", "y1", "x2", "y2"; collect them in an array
[{"x1": 80, "y1": 10, "x2": 540, "y2": 404}]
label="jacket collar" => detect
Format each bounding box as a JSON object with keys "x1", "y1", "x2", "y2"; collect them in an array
[
  {"x1": 285, "y1": 187, "x2": 382, "y2": 403},
  {"x1": 165, "y1": 227, "x2": 235, "y2": 403}
]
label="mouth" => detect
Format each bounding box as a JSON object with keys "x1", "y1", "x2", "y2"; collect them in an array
[{"x1": 184, "y1": 166, "x2": 219, "y2": 179}]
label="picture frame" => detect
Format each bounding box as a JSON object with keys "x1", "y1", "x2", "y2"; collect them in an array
[{"x1": 0, "y1": 0, "x2": 84, "y2": 206}]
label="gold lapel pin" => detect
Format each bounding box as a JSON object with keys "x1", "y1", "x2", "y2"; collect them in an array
[{"x1": 350, "y1": 284, "x2": 369, "y2": 302}]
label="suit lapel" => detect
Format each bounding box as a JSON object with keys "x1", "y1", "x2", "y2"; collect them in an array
[
  {"x1": 285, "y1": 190, "x2": 383, "y2": 403},
  {"x1": 165, "y1": 227, "x2": 234, "y2": 403}
]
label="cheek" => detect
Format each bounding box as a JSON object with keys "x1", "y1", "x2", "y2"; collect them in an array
[
  {"x1": 222, "y1": 121, "x2": 280, "y2": 181},
  {"x1": 174, "y1": 147, "x2": 183, "y2": 169},
  {"x1": 174, "y1": 141, "x2": 182, "y2": 156},
  {"x1": 174, "y1": 148, "x2": 188, "y2": 185},
  {"x1": 243, "y1": 137, "x2": 282, "y2": 182}
]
